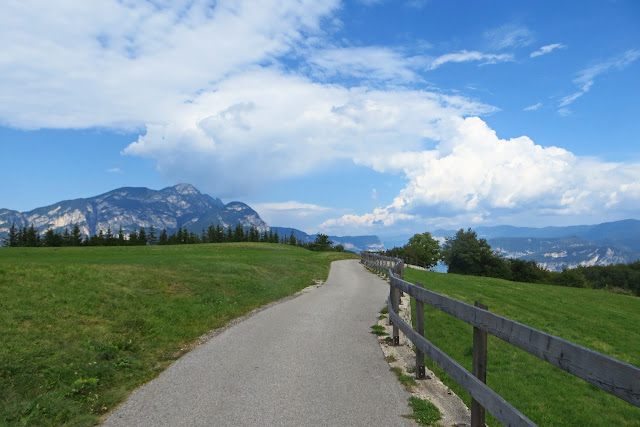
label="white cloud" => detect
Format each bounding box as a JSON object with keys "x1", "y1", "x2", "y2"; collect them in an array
[
  {"x1": 309, "y1": 47, "x2": 510, "y2": 80},
  {"x1": 530, "y1": 43, "x2": 566, "y2": 58},
  {"x1": 428, "y1": 50, "x2": 513, "y2": 70},
  {"x1": 2, "y1": 1, "x2": 639, "y2": 236},
  {"x1": 322, "y1": 116, "x2": 640, "y2": 234},
  {"x1": 0, "y1": 0, "x2": 339, "y2": 129},
  {"x1": 559, "y1": 49, "x2": 640, "y2": 109},
  {"x1": 372, "y1": 188, "x2": 377, "y2": 200},
  {"x1": 253, "y1": 201, "x2": 332, "y2": 213},
  {"x1": 484, "y1": 24, "x2": 534, "y2": 50},
  {"x1": 308, "y1": 46, "x2": 424, "y2": 83},
  {"x1": 251, "y1": 201, "x2": 334, "y2": 232},
  {"x1": 107, "y1": 168, "x2": 122, "y2": 174},
  {"x1": 123, "y1": 67, "x2": 494, "y2": 197},
  {"x1": 524, "y1": 102, "x2": 542, "y2": 111}
]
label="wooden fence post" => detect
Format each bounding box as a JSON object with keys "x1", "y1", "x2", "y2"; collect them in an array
[
  {"x1": 415, "y1": 281, "x2": 426, "y2": 379},
  {"x1": 392, "y1": 285, "x2": 400, "y2": 345},
  {"x1": 471, "y1": 301, "x2": 488, "y2": 427}
]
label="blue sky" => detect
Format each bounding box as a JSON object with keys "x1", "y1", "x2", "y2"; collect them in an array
[{"x1": 1, "y1": 0, "x2": 639, "y2": 242}]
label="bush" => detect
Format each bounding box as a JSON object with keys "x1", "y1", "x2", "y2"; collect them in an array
[
  {"x1": 552, "y1": 268, "x2": 588, "y2": 288},
  {"x1": 508, "y1": 259, "x2": 548, "y2": 283}
]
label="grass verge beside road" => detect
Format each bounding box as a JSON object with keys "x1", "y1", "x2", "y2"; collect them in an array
[
  {"x1": 404, "y1": 268, "x2": 640, "y2": 426},
  {"x1": 0, "y1": 243, "x2": 356, "y2": 426}
]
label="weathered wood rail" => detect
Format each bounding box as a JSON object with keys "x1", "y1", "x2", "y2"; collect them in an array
[{"x1": 361, "y1": 251, "x2": 640, "y2": 427}]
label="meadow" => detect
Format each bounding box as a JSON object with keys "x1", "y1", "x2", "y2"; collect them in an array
[
  {"x1": 0, "y1": 243, "x2": 356, "y2": 426},
  {"x1": 403, "y1": 268, "x2": 640, "y2": 426}
]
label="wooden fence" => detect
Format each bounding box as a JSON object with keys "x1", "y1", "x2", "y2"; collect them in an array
[{"x1": 360, "y1": 251, "x2": 640, "y2": 427}]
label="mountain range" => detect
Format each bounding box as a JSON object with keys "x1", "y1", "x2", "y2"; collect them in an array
[
  {"x1": 0, "y1": 184, "x2": 383, "y2": 253},
  {"x1": 432, "y1": 219, "x2": 640, "y2": 271},
  {"x1": 3, "y1": 184, "x2": 637, "y2": 265}
]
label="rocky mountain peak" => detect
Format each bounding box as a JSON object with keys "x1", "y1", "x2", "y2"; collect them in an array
[
  {"x1": 171, "y1": 183, "x2": 200, "y2": 195},
  {"x1": 0, "y1": 184, "x2": 268, "y2": 238}
]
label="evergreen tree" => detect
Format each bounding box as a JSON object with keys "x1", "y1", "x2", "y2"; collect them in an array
[
  {"x1": 62, "y1": 228, "x2": 71, "y2": 246},
  {"x1": 118, "y1": 226, "x2": 125, "y2": 245},
  {"x1": 18, "y1": 226, "x2": 27, "y2": 247},
  {"x1": 226, "y1": 226, "x2": 233, "y2": 242},
  {"x1": 148, "y1": 226, "x2": 157, "y2": 245},
  {"x1": 95, "y1": 230, "x2": 106, "y2": 246},
  {"x1": 176, "y1": 227, "x2": 184, "y2": 244},
  {"x1": 167, "y1": 230, "x2": 180, "y2": 245},
  {"x1": 310, "y1": 234, "x2": 332, "y2": 251},
  {"x1": 289, "y1": 230, "x2": 297, "y2": 246},
  {"x1": 129, "y1": 229, "x2": 139, "y2": 246},
  {"x1": 25, "y1": 224, "x2": 40, "y2": 247},
  {"x1": 105, "y1": 227, "x2": 114, "y2": 246},
  {"x1": 213, "y1": 224, "x2": 222, "y2": 242},
  {"x1": 138, "y1": 227, "x2": 148, "y2": 245},
  {"x1": 159, "y1": 228, "x2": 168, "y2": 245},
  {"x1": 233, "y1": 224, "x2": 245, "y2": 242},
  {"x1": 268, "y1": 230, "x2": 274, "y2": 243},
  {"x1": 201, "y1": 228, "x2": 207, "y2": 243},
  {"x1": 274, "y1": 230, "x2": 279, "y2": 244},
  {"x1": 43, "y1": 228, "x2": 56, "y2": 247},
  {"x1": 6, "y1": 223, "x2": 18, "y2": 247},
  {"x1": 71, "y1": 224, "x2": 83, "y2": 246}
]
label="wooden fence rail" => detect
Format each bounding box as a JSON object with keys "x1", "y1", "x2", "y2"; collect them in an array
[{"x1": 361, "y1": 251, "x2": 640, "y2": 427}]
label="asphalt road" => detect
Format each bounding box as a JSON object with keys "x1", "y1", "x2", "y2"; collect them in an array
[{"x1": 103, "y1": 259, "x2": 415, "y2": 426}]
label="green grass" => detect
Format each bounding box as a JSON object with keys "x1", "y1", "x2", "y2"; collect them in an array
[
  {"x1": 0, "y1": 243, "x2": 356, "y2": 426},
  {"x1": 390, "y1": 366, "x2": 418, "y2": 392},
  {"x1": 404, "y1": 396, "x2": 442, "y2": 426},
  {"x1": 404, "y1": 268, "x2": 640, "y2": 426},
  {"x1": 370, "y1": 324, "x2": 388, "y2": 336}
]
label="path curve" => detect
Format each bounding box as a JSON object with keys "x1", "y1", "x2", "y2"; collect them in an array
[{"x1": 103, "y1": 259, "x2": 415, "y2": 426}]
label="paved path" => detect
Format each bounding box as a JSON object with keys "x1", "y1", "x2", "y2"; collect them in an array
[{"x1": 103, "y1": 259, "x2": 414, "y2": 426}]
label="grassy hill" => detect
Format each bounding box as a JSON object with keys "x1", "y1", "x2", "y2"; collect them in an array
[
  {"x1": 0, "y1": 243, "x2": 356, "y2": 426},
  {"x1": 403, "y1": 268, "x2": 640, "y2": 426}
]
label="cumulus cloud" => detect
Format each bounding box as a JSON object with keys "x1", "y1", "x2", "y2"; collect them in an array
[
  {"x1": 322, "y1": 116, "x2": 640, "y2": 233},
  {"x1": 559, "y1": 49, "x2": 640, "y2": 109},
  {"x1": 2, "y1": 1, "x2": 639, "y2": 235},
  {"x1": 530, "y1": 43, "x2": 566, "y2": 58},
  {"x1": 123, "y1": 67, "x2": 494, "y2": 196},
  {"x1": 0, "y1": 0, "x2": 339, "y2": 129}
]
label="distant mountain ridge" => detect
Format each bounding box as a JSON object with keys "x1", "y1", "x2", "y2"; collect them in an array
[
  {"x1": 0, "y1": 184, "x2": 382, "y2": 253},
  {"x1": 271, "y1": 227, "x2": 384, "y2": 253},
  {"x1": 432, "y1": 219, "x2": 640, "y2": 271},
  {"x1": 0, "y1": 184, "x2": 267, "y2": 238}
]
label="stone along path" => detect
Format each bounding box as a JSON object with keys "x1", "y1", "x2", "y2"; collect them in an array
[{"x1": 103, "y1": 259, "x2": 416, "y2": 426}]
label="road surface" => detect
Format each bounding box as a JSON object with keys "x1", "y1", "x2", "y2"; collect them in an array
[{"x1": 103, "y1": 259, "x2": 415, "y2": 426}]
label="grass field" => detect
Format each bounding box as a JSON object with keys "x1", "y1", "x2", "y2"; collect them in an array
[
  {"x1": 403, "y1": 268, "x2": 640, "y2": 426},
  {"x1": 0, "y1": 243, "x2": 356, "y2": 426}
]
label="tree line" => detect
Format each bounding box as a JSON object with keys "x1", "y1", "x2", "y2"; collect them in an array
[
  {"x1": 1, "y1": 223, "x2": 344, "y2": 252},
  {"x1": 384, "y1": 228, "x2": 639, "y2": 296}
]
